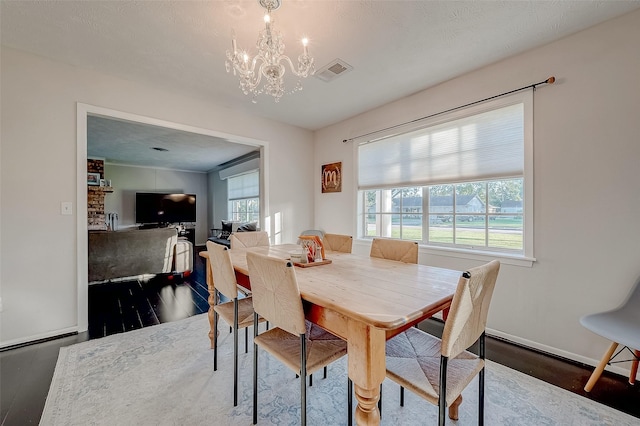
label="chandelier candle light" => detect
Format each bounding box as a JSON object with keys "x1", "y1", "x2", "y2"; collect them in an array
[{"x1": 225, "y1": 0, "x2": 314, "y2": 103}]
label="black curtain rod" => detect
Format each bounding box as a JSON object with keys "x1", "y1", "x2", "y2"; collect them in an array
[{"x1": 342, "y1": 76, "x2": 555, "y2": 143}]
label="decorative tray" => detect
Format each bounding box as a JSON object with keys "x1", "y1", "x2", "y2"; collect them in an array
[{"x1": 292, "y1": 259, "x2": 332, "y2": 268}]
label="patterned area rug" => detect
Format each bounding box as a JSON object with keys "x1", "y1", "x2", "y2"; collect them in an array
[{"x1": 41, "y1": 314, "x2": 637, "y2": 425}]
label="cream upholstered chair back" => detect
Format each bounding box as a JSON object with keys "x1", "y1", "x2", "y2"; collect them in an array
[
  {"x1": 205, "y1": 241, "x2": 238, "y2": 299},
  {"x1": 322, "y1": 233, "x2": 353, "y2": 253},
  {"x1": 230, "y1": 231, "x2": 270, "y2": 249},
  {"x1": 370, "y1": 238, "x2": 418, "y2": 264},
  {"x1": 441, "y1": 260, "x2": 500, "y2": 359},
  {"x1": 246, "y1": 251, "x2": 306, "y2": 336}
]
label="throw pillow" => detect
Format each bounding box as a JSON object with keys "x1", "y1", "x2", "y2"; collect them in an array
[
  {"x1": 236, "y1": 221, "x2": 258, "y2": 232},
  {"x1": 221, "y1": 220, "x2": 234, "y2": 239}
]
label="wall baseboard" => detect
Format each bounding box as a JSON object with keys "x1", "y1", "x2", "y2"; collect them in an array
[
  {"x1": 0, "y1": 326, "x2": 78, "y2": 351},
  {"x1": 487, "y1": 327, "x2": 631, "y2": 378}
]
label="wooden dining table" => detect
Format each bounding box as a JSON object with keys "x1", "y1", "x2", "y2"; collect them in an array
[{"x1": 200, "y1": 243, "x2": 461, "y2": 425}]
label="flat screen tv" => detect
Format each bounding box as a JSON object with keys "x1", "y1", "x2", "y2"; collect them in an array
[{"x1": 135, "y1": 192, "x2": 196, "y2": 224}]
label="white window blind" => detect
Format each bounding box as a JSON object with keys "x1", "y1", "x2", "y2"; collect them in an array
[
  {"x1": 358, "y1": 103, "x2": 524, "y2": 190},
  {"x1": 228, "y1": 171, "x2": 259, "y2": 200}
]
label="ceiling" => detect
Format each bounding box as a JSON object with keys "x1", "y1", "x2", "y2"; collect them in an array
[
  {"x1": 87, "y1": 115, "x2": 259, "y2": 173},
  {"x1": 3, "y1": 0, "x2": 640, "y2": 171}
]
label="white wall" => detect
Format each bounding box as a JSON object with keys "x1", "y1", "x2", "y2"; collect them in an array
[
  {"x1": 104, "y1": 163, "x2": 208, "y2": 244},
  {"x1": 315, "y1": 9, "x2": 640, "y2": 370},
  {"x1": 208, "y1": 169, "x2": 229, "y2": 231},
  {"x1": 0, "y1": 47, "x2": 314, "y2": 346}
]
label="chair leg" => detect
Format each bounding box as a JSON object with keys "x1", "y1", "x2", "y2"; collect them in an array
[
  {"x1": 629, "y1": 350, "x2": 640, "y2": 385},
  {"x1": 439, "y1": 355, "x2": 448, "y2": 426},
  {"x1": 324, "y1": 366, "x2": 328, "y2": 379},
  {"x1": 233, "y1": 299, "x2": 239, "y2": 407},
  {"x1": 378, "y1": 384, "x2": 382, "y2": 418},
  {"x1": 348, "y1": 378, "x2": 353, "y2": 426},
  {"x1": 245, "y1": 327, "x2": 249, "y2": 354},
  {"x1": 300, "y1": 335, "x2": 307, "y2": 426},
  {"x1": 400, "y1": 386, "x2": 404, "y2": 407},
  {"x1": 585, "y1": 341, "x2": 619, "y2": 392},
  {"x1": 253, "y1": 312, "x2": 259, "y2": 425},
  {"x1": 213, "y1": 307, "x2": 219, "y2": 372},
  {"x1": 479, "y1": 332, "x2": 485, "y2": 425},
  {"x1": 310, "y1": 373, "x2": 313, "y2": 387}
]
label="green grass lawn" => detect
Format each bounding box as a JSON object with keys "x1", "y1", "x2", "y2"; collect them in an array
[{"x1": 367, "y1": 225, "x2": 523, "y2": 250}]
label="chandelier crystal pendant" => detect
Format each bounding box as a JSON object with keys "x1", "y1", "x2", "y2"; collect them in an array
[{"x1": 225, "y1": 0, "x2": 314, "y2": 103}]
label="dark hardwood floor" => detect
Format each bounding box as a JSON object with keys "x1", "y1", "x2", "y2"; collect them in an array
[
  {"x1": 2, "y1": 247, "x2": 639, "y2": 424},
  {"x1": 87, "y1": 249, "x2": 210, "y2": 340}
]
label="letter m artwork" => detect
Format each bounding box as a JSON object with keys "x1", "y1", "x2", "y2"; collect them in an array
[{"x1": 321, "y1": 162, "x2": 342, "y2": 193}]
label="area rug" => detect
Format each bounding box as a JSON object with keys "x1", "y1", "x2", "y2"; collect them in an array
[{"x1": 41, "y1": 314, "x2": 637, "y2": 425}]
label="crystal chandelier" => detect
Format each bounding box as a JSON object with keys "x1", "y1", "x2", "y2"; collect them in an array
[{"x1": 225, "y1": 0, "x2": 314, "y2": 103}]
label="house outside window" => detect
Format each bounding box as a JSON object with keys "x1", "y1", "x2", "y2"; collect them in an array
[
  {"x1": 357, "y1": 91, "x2": 533, "y2": 258},
  {"x1": 227, "y1": 171, "x2": 259, "y2": 222}
]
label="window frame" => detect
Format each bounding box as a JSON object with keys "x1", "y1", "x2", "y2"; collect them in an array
[
  {"x1": 227, "y1": 170, "x2": 260, "y2": 223},
  {"x1": 355, "y1": 90, "x2": 534, "y2": 264}
]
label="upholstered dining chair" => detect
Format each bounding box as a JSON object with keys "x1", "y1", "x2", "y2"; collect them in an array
[
  {"x1": 322, "y1": 233, "x2": 353, "y2": 253},
  {"x1": 384, "y1": 260, "x2": 500, "y2": 426},
  {"x1": 246, "y1": 251, "x2": 351, "y2": 426},
  {"x1": 230, "y1": 230, "x2": 270, "y2": 249},
  {"x1": 370, "y1": 237, "x2": 418, "y2": 264},
  {"x1": 206, "y1": 241, "x2": 265, "y2": 407},
  {"x1": 580, "y1": 278, "x2": 640, "y2": 391}
]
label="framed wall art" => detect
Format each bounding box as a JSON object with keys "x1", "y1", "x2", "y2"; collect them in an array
[
  {"x1": 321, "y1": 162, "x2": 342, "y2": 193},
  {"x1": 87, "y1": 172, "x2": 101, "y2": 186}
]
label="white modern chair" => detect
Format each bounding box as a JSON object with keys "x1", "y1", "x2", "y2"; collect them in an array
[{"x1": 580, "y1": 279, "x2": 640, "y2": 391}]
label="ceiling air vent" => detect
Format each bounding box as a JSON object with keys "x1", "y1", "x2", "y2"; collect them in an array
[{"x1": 314, "y1": 59, "x2": 353, "y2": 82}]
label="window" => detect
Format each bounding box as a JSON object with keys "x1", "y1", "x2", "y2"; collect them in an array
[
  {"x1": 357, "y1": 91, "x2": 532, "y2": 257},
  {"x1": 227, "y1": 171, "x2": 259, "y2": 222}
]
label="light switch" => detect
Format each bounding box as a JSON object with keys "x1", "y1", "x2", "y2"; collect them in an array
[{"x1": 61, "y1": 202, "x2": 73, "y2": 215}]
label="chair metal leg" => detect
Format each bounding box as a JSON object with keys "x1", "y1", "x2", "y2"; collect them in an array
[
  {"x1": 439, "y1": 355, "x2": 448, "y2": 426},
  {"x1": 253, "y1": 312, "x2": 259, "y2": 425},
  {"x1": 245, "y1": 327, "x2": 248, "y2": 354},
  {"x1": 378, "y1": 384, "x2": 382, "y2": 418},
  {"x1": 585, "y1": 341, "x2": 619, "y2": 392},
  {"x1": 310, "y1": 373, "x2": 313, "y2": 387},
  {"x1": 324, "y1": 366, "x2": 328, "y2": 379},
  {"x1": 213, "y1": 291, "x2": 219, "y2": 372},
  {"x1": 479, "y1": 332, "x2": 485, "y2": 426},
  {"x1": 348, "y1": 378, "x2": 353, "y2": 426},
  {"x1": 400, "y1": 386, "x2": 404, "y2": 407},
  {"x1": 300, "y1": 334, "x2": 307, "y2": 426},
  {"x1": 233, "y1": 299, "x2": 239, "y2": 407}
]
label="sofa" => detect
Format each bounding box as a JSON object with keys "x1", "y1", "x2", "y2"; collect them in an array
[
  {"x1": 88, "y1": 227, "x2": 192, "y2": 283},
  {"x1": 207, "y1": 220, "x2": 258, "y2": 248}
]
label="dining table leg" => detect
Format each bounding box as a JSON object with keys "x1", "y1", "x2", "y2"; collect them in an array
[{"x1": 348, "y1": 319, "x2": 386, "y2": 426}]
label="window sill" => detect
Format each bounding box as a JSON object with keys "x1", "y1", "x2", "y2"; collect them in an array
[{"x1": 355, "y1": 239, "x2": 535, "y2": 267}]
